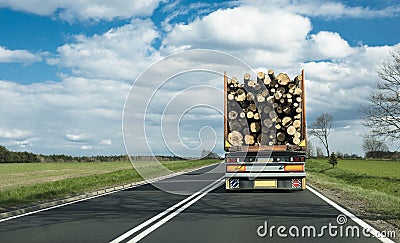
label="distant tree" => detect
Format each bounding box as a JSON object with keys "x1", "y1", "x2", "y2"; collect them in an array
[
  {"x1": 361, "y1": 48, "x2": 400, "y2": 140},
  {"x1": 201, "y1": 149, "x2": 219, "y2": 159},
  {"x1": 316, "y1": 146, "x2": 324, "y2": 158},
  {"x1": 328, "y1": 152, "x2": 338, "y2": 168},
  {"x1": 309, "y1": 113, "x2": 333, "y2": 157},
  {"x1": 336, "y1": 151, "x2": 344, "y2": 158},
  {"x1": 306, "y1": 140, "x2": 315, "y2": 158},
  {"x1": 362, "y1": 135, "x2": 389, "y2": 158}
]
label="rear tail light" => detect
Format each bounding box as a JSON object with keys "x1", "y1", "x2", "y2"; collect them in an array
[
  {"x1": 284, "y1": 164, "x2": 304, "y2": 172},
  {"x1": 226, "y1": 165, "x2": 246, "y2": 172},
  {"x1": 291, "y1": 157, "x2": 305, "y2": 162},
  {"x1": 225, "y1": 157, "x2": 239, "y2": 163}
]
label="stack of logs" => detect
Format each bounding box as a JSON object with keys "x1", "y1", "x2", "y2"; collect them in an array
[{"x1": 227, "y1": 70, "x2": 303, "y2": 146}]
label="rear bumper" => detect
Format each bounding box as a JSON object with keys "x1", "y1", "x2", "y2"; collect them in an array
[{"x1": 225, "y1": 177, "x2": 306, "y2": 190}]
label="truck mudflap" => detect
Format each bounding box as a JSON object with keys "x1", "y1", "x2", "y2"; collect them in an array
[{"x1": 225, "y1": 177, "x2": 306, "y2": 190}]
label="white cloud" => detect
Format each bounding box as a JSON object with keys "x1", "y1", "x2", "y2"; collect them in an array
[
  {"x1": 307, "y1": 31, "x2": 355, "y2": 60},
  {"x1": 162, "y1": 6, "x2": 311, "y2": 53},
  {"x1": 0, "y1": 46, "x2": 42, "y2": 63},
  {"x1": 0, "y1": 128, "x2": 32, "y2": 139},
  {"x1": 49, "y1": 19, "x2": 160, "y2": 80},
  {"x1": 239, "y1": 0, "x2": 400, "y2": 19},
  {"x1": 0, "y1": 0, "x2": 163, "y2": 21},
  {"x1": 65, "y1": 133, "x2": 87, "y2": 142},
  {"x1": 0, "y1": 77, "x2": 130, "y2": 155},
  {"x1": 100, "y1": 139, "x2": 112, "y2": 145}
]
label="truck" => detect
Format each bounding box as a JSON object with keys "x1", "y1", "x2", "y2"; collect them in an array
[{"x1": 224, "y1": 70, "x2": 307, "y2": 190}]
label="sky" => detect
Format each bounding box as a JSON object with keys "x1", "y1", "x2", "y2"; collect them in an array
[{"x1": 0, "y1": 0, "x2": 399, "y2": 157}]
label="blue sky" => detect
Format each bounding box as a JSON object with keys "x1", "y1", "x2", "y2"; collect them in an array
[{"x1": 0, "y1": 0, "x2": 399, "y2": 156}]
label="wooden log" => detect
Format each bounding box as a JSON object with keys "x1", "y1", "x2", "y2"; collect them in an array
[
  {"x1": 254, "y1": 83, "x2": 262, "y2": 91},
  {"x1": 239, "y1": 112, "x2": 246, "y2": 119},
  {"x1": 283, "y1": 106, "x2": 291, "y2": 114},
  {"x1": 277, "y1": 132, "x2": 286, "y2": 142},
  {"x1": 244, "y1": 73, "x2": 251, "y2": 81},
  {"x1": 294, "y1": 131, "x2": 301, "y2": 138},
  {"x1": 244, "y1": 134, "x2": 255, "y2": 145},
  {"x1": 276, "y1": 105, "x2": 283, "y2": 114},
  {"x1": 268, "y1": 70, "x2": 276, "y2": 81},
  {"x1": 294, "y1": 74, "x2": 302, "y2": 86},
  {"x1": 229, "y1": 121, "x2": 242, "y2": 131},
  {"x1": 238, "y1": 100, "x2": 250, "y2": 108},
  {"x1": 228, "y1": 131, "x2": 243, "y2": 146},
  {"x1": 296, "y1": 107, "x2": 302, "y2": 113},
  {"x1": 263, "y1": 105, "x2": 272, "y2": 114},
  {"x1": 257, "y1": 94, "x2": 265, "y2": 103},
  {"x1": 263, "y1": 76, "x2": 271, "y2": 86},
  {"x1": 293, "y1": 120, "x2": 301, "y2": 128},
  {"x1": 253, "y1": 112, "x2": 260, "y2": 120},
  {"x1": 246, "y1": 92, "x2": 255, "y2": 101},
  {"x1": 261, "y1": 89, "x2": 269, "y2": 97},
  {"x1": 231, "y1": 77, "x2": 238, "y2": 85},
  {"x1": 282, "y1": 117, "x2": 292, "y2": 127},
  {"x1": 250, "y1": 122, "x2": 261, "y2": 133},
  {"x1": 228, "y1": 110, "x2": 238, "y2": 120},
  {"x1": 238, "y1": 118, "x2": 248, "y2": 126},
  {"x1": 293, "y1": 137, "x2": 300, "y2": 145},
  {"x1": 246, "y1": 110, "x2": 254, "y2": 119},
  {"x1": 248, "y1": 103, "x2": 257, "y2": 111},
  {"x1": 235, "y1": 88, "x2": 246, "y2": 102},
  {"x1": 266, "y1": 96, "x2": 274, "y2": 103},
  {"x1": 257, "y1": 71, "x2": 265, "y2": 80},
  {"x1": 294, "y1": 88, "x2": 302, "y2": 95},
  {"x1": 296, "y1": 96, "x2": 302, "y2": 103},
  {"x1": 287, "y1": 126, "x2": 296, "y2": 135},
  {"x1": 274, "y1": 92, "x2": 282, "y2": 99},
  {"x1": 263, "y1": 118, "x2": 273, "y2": 128},
  {"x1": 276, "y1": 73, "x2": 290, "y2": 86},
  {"x1": 227, "y1": 93, "x2": 235, "y2": 101}
]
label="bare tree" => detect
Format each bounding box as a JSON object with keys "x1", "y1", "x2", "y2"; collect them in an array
[
  {"x1": 309, "y1": 113, "x2": 333, "y2": 157},
  {"x1": 362, "y1": 135, "x2": 388, "y2": 155},
  {"x1": 306, "y1": 140, "x2": 315, "y2": 158},
  {"x1": 361, "y1": 48, "x2": 400, "y2": 140}
]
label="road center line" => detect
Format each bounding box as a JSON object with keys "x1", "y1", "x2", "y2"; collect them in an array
[{"x1": 110, "y1": 177, "x2": 224, "y2": 243}]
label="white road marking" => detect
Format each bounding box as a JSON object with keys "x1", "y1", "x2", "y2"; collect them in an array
[
  {"x1": 307, "y1": 186, "x2": 395, "y2": 243},
  {"x1": 0, "y1": 162, "x2": 222, "y2": 223},
  {"x1": 110, "y1": 177, "x2": 224, "y2": 243}
]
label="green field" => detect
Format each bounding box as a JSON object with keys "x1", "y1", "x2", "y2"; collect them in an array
[
  {"x1": 307, "y1": 158, "x2": 400, "y2": 226},
  {"x1": 0, "y1": 159, "x2": 220, "y2": 212}
]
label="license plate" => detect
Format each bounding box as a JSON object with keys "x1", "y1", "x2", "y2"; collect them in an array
[
  {"x1": 257, "y1": 158, "x2": 274, "y2": 163},
  {"x1": 254, "y1": 179, "x2": 277, "y2": 188}
]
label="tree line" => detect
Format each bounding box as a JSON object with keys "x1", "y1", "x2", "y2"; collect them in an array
[
  {"x1": 0, "y1": 145, "x2": 210, "y2": 163},
  {"x1": 0, "y1": 146, "x2": 129, "y2": 163}
]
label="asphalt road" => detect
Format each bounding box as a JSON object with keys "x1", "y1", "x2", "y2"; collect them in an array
[{"x1": 0, "y1": 163, "x2": 386, "y2": 243}]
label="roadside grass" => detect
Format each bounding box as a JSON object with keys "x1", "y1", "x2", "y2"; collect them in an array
[
  {"x1": 0, "y1": 159, "x2": 220, "y2": 212},
  {"x1": 307, "y1": 158, "x2": 400, "y2": 226}
]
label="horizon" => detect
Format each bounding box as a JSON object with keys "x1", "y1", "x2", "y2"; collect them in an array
[{"x1": 0, "y1": 0, "x2": 399, "y2": 156}]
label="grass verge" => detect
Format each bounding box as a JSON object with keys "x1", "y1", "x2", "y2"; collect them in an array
[
  {"x1": 306, "y1": 159, "x2": 400, "y2": 228},
  {"x1": 0, "y1": 159, "x2": 220, "y2": 212}
]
